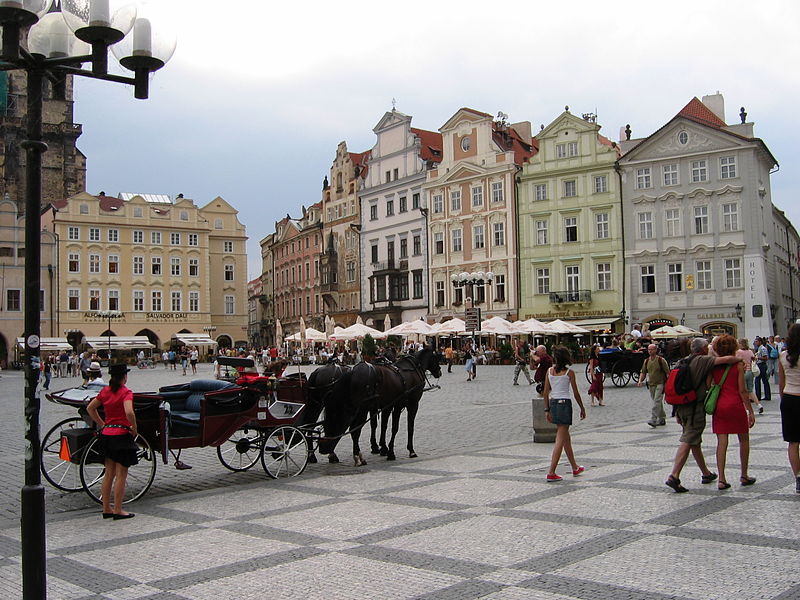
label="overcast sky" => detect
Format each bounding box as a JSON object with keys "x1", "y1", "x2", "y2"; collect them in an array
[{"x1": 73, "y1": 0, "x2": 800, "y2": 280}]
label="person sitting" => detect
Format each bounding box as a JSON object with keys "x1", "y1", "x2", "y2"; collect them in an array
[{"x1": 86, "y1": 362, "x2": 107, "y2": 387}]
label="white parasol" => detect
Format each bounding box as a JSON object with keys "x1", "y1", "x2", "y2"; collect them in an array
[
  {"x1": 650, "y1": 325, "x2": 690, "y2": 339},
  {"x1": 385, "y1": 320, "x2": 434, "y2": 337},
  {"x1": 480, "y1": 316, "x2": 517, "y2": 335},
  {"x1": 513, "y1": 318, "x2": 553, "y2": 335},
  {"x1": 383, "y1": 314, "x2": 392, "y2": 332},
  {"x1": 275, "y1": 318, "x2": 283, "y2": 347},
  {"x1": 433, "y1": 317, "x2": 466, "y2": 336},
  {"x1": 548, "y1": 319, "x2": 590, "y2": 334},
  {"x1": 329, "y1": 322, "x2": 388, "y2": 341}
]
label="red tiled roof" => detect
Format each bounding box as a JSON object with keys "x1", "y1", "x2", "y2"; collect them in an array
[
  {"x1": 677, "y1": 97, "x2": 726, "y2": 128},
  {"x1": 492, "y1": 124, "x2": 536, "y2": 164},
  {"x1": 411, "y1": 127, "x2": 443, "y2": 163},
  {"x1": 98, "y1": 195, "x2": 124, "y2": 212},
  {"x1": 349, "y1": 151, "x2": 370, "y2": 178},
  {"x1": 458, "y1": 107, "x2": 494, "y2": 119}
]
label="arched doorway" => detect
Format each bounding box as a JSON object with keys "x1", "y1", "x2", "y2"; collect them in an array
[
  {"x1": 65, "y1": 330, "x2": 83, "y2": 352},
  {"x1": 135, "y1": 328, "x2": 160, "y2": 350},
  {"x1": 645, "y1": 314, "x2": 677, "y2": 329},
  {"x1": 216, "y1": 335, "x2": 232, "y2": 350},
  {"x1": 702, "y1": 321, "x2": 737, "y2": 338}
]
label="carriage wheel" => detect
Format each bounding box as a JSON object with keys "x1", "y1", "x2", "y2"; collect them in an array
[
  {"x1": 79, "y1": 434, "x2": 157, "y2": 504},
  {"x1": 261, "y1": 426, "x2": 308, "y2": 479},
  {"x1": 41, "y1": 417, "x2": 86, "y2": 492},
  {"x1": 217, "y1": 428, "x2": 263, "y2": 472},
  {"x1": 584, "y1": 363, "x2": 592, "y2": 384},
  {"x1": 611, "y1": 363, "x2": 632, "y2": 387}
]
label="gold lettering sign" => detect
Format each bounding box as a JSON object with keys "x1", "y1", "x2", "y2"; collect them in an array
[{"x1": 685, "y1": 275, "x2": 694, "y2": 290}]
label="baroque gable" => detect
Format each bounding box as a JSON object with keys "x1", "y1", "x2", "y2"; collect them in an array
[{"x1": 624, "y1": 120, "x2": 752, "y2": 163}]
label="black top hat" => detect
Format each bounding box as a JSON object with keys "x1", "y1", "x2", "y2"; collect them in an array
[{"x1": 108, "y1": 363, "x2": 130, "y2": 376}]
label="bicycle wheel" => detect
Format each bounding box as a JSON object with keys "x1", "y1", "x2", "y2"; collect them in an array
[
  {"x1": 261, "y1": 426, "x2": 308, "y2": 479},
  {"x1": 41, "y1": 417, "x2": 87, "y2": 492},
  {"x1": 80, "y1": 434, "x2": 157, "y2": 504},
  {"x1": 217, "y1": 427, "x2": 263, "y2": 472}
]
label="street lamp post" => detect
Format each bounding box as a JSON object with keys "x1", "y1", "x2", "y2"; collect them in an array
[
  {"x1": 98, "y1": 309, "x2": 121, "y2": 360},
  {"x1": 0, "y1": 2, "x2": 174, "y2": 596},
  {"x1": 451, "y1": 270, "x2": 494, "y2": 340}
]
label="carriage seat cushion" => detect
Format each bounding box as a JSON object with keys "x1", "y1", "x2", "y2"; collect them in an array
[{"x1": 158, "y1": 380, "x2": 234, "y2": 413}]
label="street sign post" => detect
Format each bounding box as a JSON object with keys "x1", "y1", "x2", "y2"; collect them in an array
[{"x1": 465, "y1": 307, "x2": 481, "y2": 333}]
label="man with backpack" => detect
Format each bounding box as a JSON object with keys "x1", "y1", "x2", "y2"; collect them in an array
[
  {"x1": 637, "y1": 343, "x2": 670, "y2": 428},
  {"x1": 665, "y1": 337, "x2": 742, "y2": 493},
  {"x1": 512, "y1": 340, "x2": 533, "y2": 385},
  {"x1": 766, "y1": 336, "x2": 779, "y2": 385}
]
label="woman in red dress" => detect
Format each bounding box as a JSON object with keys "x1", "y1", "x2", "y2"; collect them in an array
[
  {"x1": 86, "y1": 363, "x2": 138, "y2": 519},
  {"x1": 710, "y1": 335, "x2": 756, "y2": 490},
  {"x1": 587, "y1": 345, "x2": 604, "y2": 406}
]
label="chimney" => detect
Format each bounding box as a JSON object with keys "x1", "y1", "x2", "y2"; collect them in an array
[
  {"x1": 701, "y1": 92, "x2": 725, "y2": 123},
  {"x1": 510, "y1": 121, "x2": 532, "y2": 143}
]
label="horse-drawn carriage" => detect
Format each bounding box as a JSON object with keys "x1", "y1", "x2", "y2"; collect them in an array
[
  {"x1": 41, "y1": 349, "x2": 442, "y2": 505},
  {"x1": 585, "y1": 350, "x2": 648, "y2": 387}
]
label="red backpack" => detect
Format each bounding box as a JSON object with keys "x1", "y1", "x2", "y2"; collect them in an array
[{"x1": 664, "y1": 356, "x2": 697, "y2": 405}]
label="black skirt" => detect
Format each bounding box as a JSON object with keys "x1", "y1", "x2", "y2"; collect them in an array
[
  {"x1": 98, "y1": 433, "x2": 140, "y2": 468},
  {"x1": 781, "y1": 393, "x2": 800, "y2": 443}
]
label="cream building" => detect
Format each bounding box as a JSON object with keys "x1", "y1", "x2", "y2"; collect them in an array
[
  {"x1": 518, "y1": 109, "x2": 624, "y2": 333},
  {"x1": 52, "y1": 192, "x2": 248, "y2": 351}
]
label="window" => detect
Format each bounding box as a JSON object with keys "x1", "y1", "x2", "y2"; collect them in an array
[
  {"x1": 89, "y1": 289, "x2": 101, "y2": 311},
  {"x1": 369, "y1": 205, "x2": 378, "y2": 221},
  {"x1": 151, "y1": 256, "x2": 162, "y2": 275},
  {"x1": 534, "y1": 184, "x2": 547, "y2": 201},
  {"x1": 68, "y1": 289, "x2": 79, "y2": 310},
  {"x1": 691, "y1": 160, "x2": 707, "y2": 183},
  {"x1": 595, "y1": 213, "x2": 609, "y2": 239},
  {"x1": 171, "y1": 232, "x2": 181, "y2": 245},
  {"x1": 68, "y1": 252, "x2": 79, "y2": 273},
  {"x1": 108, "y1": 290, "x2": 120, "y2": 311},
  {"x1": 413, "y1": 235, "x2": 421, "y2": 256},
  {"x1": 491, "y1": 182, "x2": 504, "y2": 203},
  {"x1": 567, "y1": 141, "x2": 578, "y2": 157},
  {"x1": 393, "y1": 169, "x2": 399, "y2": 180},
  {"x1": 665, "y1": 208, "x2": 681, "y2": 237},
  {"x1": 399, "y1": 238, "x2": 408, "y2": 258},
  {"x1": 638, "y1": 212, "x2": 653, "y2": 239},
  {"x1": 399, "y1": 196, "x2": 407, "y2": 213},
  {"x1": 385, "y1": 170, "x2": 391, "y2": 183},
  {"x1": 696, "y1": 260, "x2": 712, "y2": 290},
  {"x1": 594, "y1": 175, "x2": 607, "y2": 194},
  {"x1": 556, "y1": 143, "x2": 567, "y2": 158},
  {"x1": 474, "y1": 225, "x2": 485, "y2": 249},
  {"x1": 108, "y1": 255, "x2": 119, "y2": 274},
  {"x1": 151, "y1": 231, "x2": 161, "y2": 245},
  {"x1": 68, "y1": 226, "x2": 79, "y2": 240},
  {"x1": 725, "y1": 258, "x2": 742, "y2": 288},
  {"x1": 6, "y1": 289, "x2": 20, "y2": 311},
  {"x1": 493, "y1": 223, "x2": 505, "y2": 246},
  {"x1": 223, "y1": 240, "x2": 233, "y2": 253},
  {"x1": 189, "y1": 291, "x2": 199, "y2": 312},
  {"x1": 387, "y1": 240, "x2": 395, "y2": 262},
  {"x1": 536, "y1": 268, "x2": 550, "y2": 294},
  {"x1": 435, "y1": 281, "x2": 445, "y2": 306},
  {"x1": 133, "y1": 290, "x2": 144, "y2": 312},
  {"x1": 565, "y1": 265, "x2": 580, "y2": 292},
  {"x1": 722, "y1": 203, "x2": 738, "y2": 232},
  {"x1": 180, "y1": 210, "x2": 188, "y2": 221},
  {"x1": 151, "y1": 291, "x2": 162, "y2": 312},
  {"x1": 452, "y1": 229, "x2": 462, "y2": 252},
  {"x1": 386, "y1": 198, "x2": 394, "y2": 216},
  {"x1": 79, "y1": 204, "x2": 88, "y2": 215},
  {"x1": 413, "y1": 271, "x2": 423, "y2": 298},
  {"x1": 636, "y1": 167, "x2": 652, "y2": 189},
  {"x1": 346, "y1": 261, "x2": 356, "y2": 282},
  {"x1": 170, "y1": 257, "x2": 181, "y2": 276},
  {"x1": 663, "y1": 164, "x2": 679, "y2": 186},
  {"x1": 370, "y1": 243, "x2": 378, "y2": 263},
  {"x1": 188, "y1": 233, "x2": 198, "y2": 246},
  {"x1": 563, "y1": 180, "x2": 576, "y2": 197},
  {"x1": 434, "y1": 232, "x2": 444, "y2": 254},
  {"x1": 433, "y1": 194, "x2": 443, "y2": 214},
  {"x1": 694, "y1": 205, "x2": 709, "y2": 234},
  {"x1": 495, "y1": 274, "x2": 505, "y2": 302},
  {"x1": 641, "y1": 265, "x2": 655, "y2": 293},
  {"x1": 89, "y1": 253, "x2": 100, "y2": 274},
  {"x1": 412, "y1": 193, "x2": 420, "y2": 209},
  {"x1": 214, "y1": 219, "x2": 223, "y2": 229},
  {"x1": 89, "y1": 227, "x2": 100, "y2": 242},
  {"x1": 720, "y1": 156, "x2": 736, "y2": 179},
  {"x1": 374, "y1": 276, "x2": 386, "y2": 301},
  {"x1": 564, "y1": 217, "x2": 578, "y2": 242},
  {"x1": 450, "y1": 190, "x2": 461, "y2": 211},
  {"x1": 536, "y1": 220, "x2": 548, "y2": 245},
  {"x1": 472, "y1": 186, "x2": 483, "y2": 207},
  {"x1": 107, "y1": 228, "x2": 119, "y2": 242},
  {"x1": 133, "y1": 230, "x2": 143, "y2": 244},
  {"x1": 667, "y1": 263, "x2": 683, "y2": 292},
  {"x1": 133, "y1": 256, "x2": 143, "y2": 275},
  {"x1": 171, "y1": 291, "x2": 182, "y2": 312},
  {"x1": 596, "y1": 263, "x2": 611, "y2": 290},
  {"x1": 224, "y1": 264, "x2": 234, "y2": 281},
  {"x1": 133, "y1": 206, "x2": 143, "y2": 217}
]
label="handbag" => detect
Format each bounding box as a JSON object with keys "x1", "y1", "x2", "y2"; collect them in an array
[{"x1": 704, "y1": 365, "x2": 731, "y2": 415}]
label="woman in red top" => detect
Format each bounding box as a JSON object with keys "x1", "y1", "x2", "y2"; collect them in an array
[
  {"x1": 86, "y1": 363, "x2": 138, "y2": 519},
  {"x1": 710, "y1": 335, "x2": 756, "y2": 490}
]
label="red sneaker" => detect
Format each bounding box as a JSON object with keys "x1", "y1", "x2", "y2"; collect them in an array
[
  {"x1": 572, "y1": 466, "x2": 585, "y2": 476},
  {"x1": 546, "y1": 473, "x2": 563, "y2": 482}
]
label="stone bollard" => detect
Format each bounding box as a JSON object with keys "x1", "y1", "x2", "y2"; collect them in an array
[{"x1": 532, "y1": 396, "x2": 556, "y2": 443}]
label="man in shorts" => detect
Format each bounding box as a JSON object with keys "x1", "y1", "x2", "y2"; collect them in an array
[{"x1": 666, "y1": 337, "x2": 741, "y2": 493}]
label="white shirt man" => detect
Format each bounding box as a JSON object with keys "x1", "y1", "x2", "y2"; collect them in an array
[{"x1": 631, "y1": 325, "x2": 642, "y2": 339}]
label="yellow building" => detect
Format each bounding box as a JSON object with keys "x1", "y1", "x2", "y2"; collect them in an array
[
  {"x1": 53, "y1": 191, "x2": 248, "y2": 351},
  {"x1": 518, "y1": 110, "x2": 624, "y2": 333}
]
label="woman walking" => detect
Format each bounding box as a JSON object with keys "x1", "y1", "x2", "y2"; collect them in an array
[
  {"x1": 737, "y1": 338, "x2": 763, "y2": 414},
  {"x1": 778, "y1": 323, "x2": 800, "y2": 494},
  {"x1": 86, "y1": 363, "x2": 138, "y2": 519},
  {"x1": 587, "y1": 345, "x2": 604, "y2": 406},
  {"x1": 710, "y1": 335, "x2": 756, "y2": 490},
  {"x1": 464, "y1": 345, "x2": 474, "y2": 382},
  {"x1": 543, "y1": 346, "x2": 586, "y2": 482}
]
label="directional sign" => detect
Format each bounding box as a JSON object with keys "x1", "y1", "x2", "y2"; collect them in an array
[{"x1": 465, "y1": 307, "x2": 481, "y2": 332}]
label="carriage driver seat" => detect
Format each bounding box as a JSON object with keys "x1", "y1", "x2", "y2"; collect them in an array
[{"x1": 159, "y1": 379, "x2": 235, "y2": 435}]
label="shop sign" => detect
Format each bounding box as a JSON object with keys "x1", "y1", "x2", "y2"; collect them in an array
[{"x1": 145, "y1": 312, "x2": 188, "y2": 321}]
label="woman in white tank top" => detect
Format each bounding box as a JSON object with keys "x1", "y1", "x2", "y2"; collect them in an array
[
  {"x1": 777, "y1": 323, "x2": 800, "y2": 494},
  {"x1": 542, "y1": 346, "x2": 587, "y2": 482}
]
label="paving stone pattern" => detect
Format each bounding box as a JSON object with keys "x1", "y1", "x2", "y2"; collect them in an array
[{"x1": 0, "y1": 364, "x2": 798, "y2": 598}]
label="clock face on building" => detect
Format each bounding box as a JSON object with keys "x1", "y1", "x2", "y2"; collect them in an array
[{"x1": 461, "y1": 136, "x2": 471, "y2": 152}]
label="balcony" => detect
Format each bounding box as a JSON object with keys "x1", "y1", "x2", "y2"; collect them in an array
[
  {"x1": 372, "y1": 259, "x2": 408, "y2": 274},
  {"x1": 549, "y1": 289, "x2": 592, "y2": 305}
]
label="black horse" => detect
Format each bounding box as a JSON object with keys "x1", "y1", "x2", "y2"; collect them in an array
[
  {"x1": 317, "y1": 346, "x2": 441, "y2": 465},
  {"x1": 304, "y1": 359, "x2": 351, "y2": 464}
]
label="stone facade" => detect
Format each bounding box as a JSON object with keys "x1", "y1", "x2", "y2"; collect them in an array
[
  {"x1": 618, "y1": 94, "x2": 779, "y2": 340},
  {"x1": 518, "y1": 110, "x2": 623, "y2": 333},
  {"x1": 360, "y1": 110, "x2": 441, "y2": 328},
  {"x1": 259, "y1": 232, "x2": 275, "y2": 345},
  {"x1": 770, "y1": 206, "x2": 800, "y2": 331}
]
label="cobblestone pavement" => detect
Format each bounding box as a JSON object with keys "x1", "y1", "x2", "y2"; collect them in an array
[{"x1": 1, "y1": 363, "x2": 797, "y2": 599}]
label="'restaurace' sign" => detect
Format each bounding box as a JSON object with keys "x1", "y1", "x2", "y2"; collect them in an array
[{"x1": 465, "y1": 307, "x2": 481, "y2": 332}]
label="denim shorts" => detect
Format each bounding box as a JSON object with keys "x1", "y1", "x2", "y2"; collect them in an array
[
  {"x1": 744, "y1": 370, "x2": 754, "y2": 393},
  {"x1": 549, "y1": 398, "x2": 573, "y2": 425}
]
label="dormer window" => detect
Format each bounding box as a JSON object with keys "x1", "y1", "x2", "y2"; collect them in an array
[{"x1": 79, "y1": 204, "x2": 89, "y2": 214}]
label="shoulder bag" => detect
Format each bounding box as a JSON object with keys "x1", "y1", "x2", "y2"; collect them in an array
[{"x1": 704, "y1": 365, "x2": 731, "y2": 415}]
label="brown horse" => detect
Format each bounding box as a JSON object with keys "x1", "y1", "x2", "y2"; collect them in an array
[{"x1": 662, "y1": 338, "x2": 692, "y2": 365}]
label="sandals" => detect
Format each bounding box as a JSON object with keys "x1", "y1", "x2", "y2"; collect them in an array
[
  {"x1": 718, "y1": 481, "x2": 731, "y2": 490},
  {"x1": 740, "y1": 476, "x2": 757, "y2": 486},
  {"x1": 666, "y1": 475, "x2": 688, "y2": 493},
  {"x1": 701, "y1": 472, "x2": 718, "y2": 484}
]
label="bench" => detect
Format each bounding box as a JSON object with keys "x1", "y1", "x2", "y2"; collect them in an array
[{"x1": 158, "y1": 379, "x2": 235, "y2": 433}]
